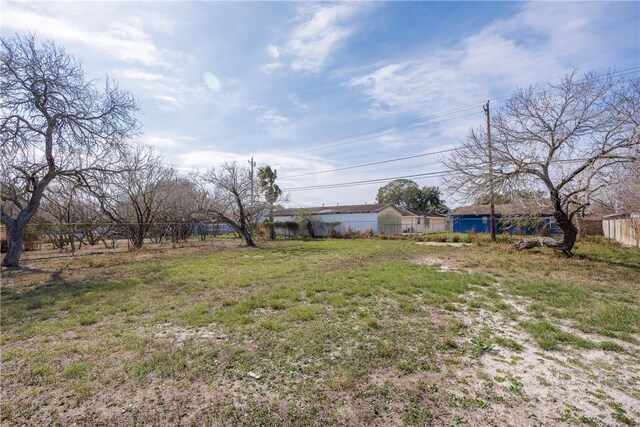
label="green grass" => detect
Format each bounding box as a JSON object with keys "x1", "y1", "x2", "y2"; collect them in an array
[
  {"x1": 1, "y1": 237, "x2": 639, "y2": 426},
  {"x1": 520, "y1": 321, "x2": 595, "y2": 350}
]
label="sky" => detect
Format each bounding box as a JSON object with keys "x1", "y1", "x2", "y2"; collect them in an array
[{"x1": 2, "y1": 1, "x2": 639, "y2": 208}]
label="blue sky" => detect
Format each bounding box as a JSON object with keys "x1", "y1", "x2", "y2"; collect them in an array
[{"x1": 2, "y1": 1, "x2": 639, "y2": 208}]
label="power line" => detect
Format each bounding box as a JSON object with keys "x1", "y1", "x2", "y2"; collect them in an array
[
  {"x1": 280, "y1": 143, "x2": 606, "y2": 183},
  {"x1": 281, "y1": 157, "x2": 599, "y2": 192},
  {"x1": 280, "y1": 148, "x2": 459, "y2": 179},
  {"x1": 280, "y1": 67, "x2": 640, "y2": 158},
  {"x1": 283, "y1": 106, "x2": 484, "y2": 156},
  {"x1": 282, "y1": 171, "x2": 449, "y2": 192},
  {"x1": 278, "y1": 68, "x2": 640, "y2": 183}
]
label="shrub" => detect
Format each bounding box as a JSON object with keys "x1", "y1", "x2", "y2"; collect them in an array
[
  {"x1": 362, "y1": 228, "x2": 374, "y2": 239},
  {"x1": 329, "y1": 227, "x2": 343, "y2": 238},
  {"x1": 462, "y1": 234, "x2": 474, "y2": 243}
]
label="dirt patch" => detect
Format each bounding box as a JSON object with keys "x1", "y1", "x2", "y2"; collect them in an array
[
  {"x1": 152, "y1": 323, "x2": 227, "y2": 345},
  {"x1": 412, "y1": 256, "x2": 457, "y2": 272},
  {"x1": 455, "y1": 300, "x2": 640, "y2": 426},
  {"x1": 416, "y1": 242, "x2": 472, "y2": 247}
]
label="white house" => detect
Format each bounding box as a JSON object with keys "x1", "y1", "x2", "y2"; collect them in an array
[
  {"x1": 270, "y1": 203, "x2": 403, "y2": 236},
  {"x1": 400, "y1": 208, "x2": 448, "y2": 233}
]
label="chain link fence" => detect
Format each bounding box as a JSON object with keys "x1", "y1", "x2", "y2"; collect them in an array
[{"x1": 0, "y1": 222, "x2": 237, "y2": 260}]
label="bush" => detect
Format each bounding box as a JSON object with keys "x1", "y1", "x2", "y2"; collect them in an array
[
  {"x1": 462, "y1": 234, "x2": 475, "y2": 243},
  {"x1": 329, "y1": 227, "x2": 342, "y2": 238},
  {"x1": 343, "y1": 227, "x2": 365, "y2": 239}
]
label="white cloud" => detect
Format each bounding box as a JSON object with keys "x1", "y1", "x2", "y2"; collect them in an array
[
  {"x1": 144, "y1": 135, "x2": 198, "y2": 151},
  {"x1": 2, "y1": 3, "x2": 176, "y2": 67},
  {"x1": 286, "y1": 3, "x2": 368, "y2": 72},
  {"x1": 145, "y1": 136, "x2": 180, "y2": 148},
  {"x1": 176, "y1": 149, "x2": 323, "y2": 175},
  {"x1": 261, "y1": 62, "x2": 284, "y2": 72},
  {"x1": 249, "y1": 105, "x2": 292, "y2": 138},
  {"x1": 111, "y1": 68, "x2": 209, "y2": 111},
  {"x1": 113, "y1": 68, "x2": 177, "y2": 83},
  {"x1": 350, "y1": 2, "x2": 633, "y2": 116},
  {"x1": 153, "y1": 95, "x2": 182, "y2": 111},
  {"x1": 289, "y1": 94, "x2": 308, "y2": 110},
  {"x1": 267, "y1": 44, "x2": 280, "y2": 59},
  {"x1": 203, "y1": 72, "x2": 222, "y2": 92}
]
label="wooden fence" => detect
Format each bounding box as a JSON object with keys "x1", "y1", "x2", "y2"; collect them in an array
[{"x1": 602, "y1": 214, "x2": 640, "y2": 247}]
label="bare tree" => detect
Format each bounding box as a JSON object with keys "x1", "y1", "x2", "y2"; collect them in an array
[
  {"x1": 36, "y1": 180, "x2": 114, "y2": 250},
  {"x1": 156, "y1": 176, "x2": 210, "y2": 244},
  {"x1": 94, "y1": 144, "x2": 175, "y2": 249},
  {"x1": 204, "y1": 162, "x2": 263, "y2": 247},
  {"x1": 0, "y1": 34, "x2": 138, "y2": 267},
  {"x1": 36, "y1": 180, "x2": 84, "y2": 253},
  {"x1": 444, "y1": 71, "x2": 639, "y2": 256}
]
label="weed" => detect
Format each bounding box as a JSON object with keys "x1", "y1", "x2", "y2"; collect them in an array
[
  {"x1": 599, "y1": 341, "x2": 624, "y2": 352},
  {"x1": 287, "y1": 304, "x2": 318, "y2": 322},
  {"x1": 403, "y1": 392, "x2": 433, "y2": 425},
  {"x1": 63, "y1": 362, "x2": 88, "y2": 379},
  {"x1": 470, "y1": 327, "x2": 494, "y2": 357},
  {"x1": 77, "y1": 313, "x2": 99, "y2": 326},
  {"x1": 521, "y1": 321, "x2": 595, "y2": 350},
  {"x1": 611, "y1": 402, "x2": 635, "y2": 426},
  {"x1": 494, "y1": 336, "x2": 523, "y2": 351},
  {"x1": 506, "y1": 377, "x2": 524, "y2": 395}
]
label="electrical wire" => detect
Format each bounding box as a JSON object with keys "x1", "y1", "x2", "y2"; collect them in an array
[
  {"x1": 280, "y1": 157, "x2": 603, "y2": 192},
  {"x1": 280, "y1": 148, "x2": 459, "y2": 179},
  {"x1": 283, "y1": 108, "x2": 482, "y2": 156},
  {"x1": 279, "y1": 67, "x2": 640, "y2": 158},
  {"x1": 282, "y1": 171, "x2": 449, "y2": 192}
]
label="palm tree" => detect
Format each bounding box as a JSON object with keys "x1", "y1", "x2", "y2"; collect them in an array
[{"x1": 257, "y1": 165, "x2": 282, "y2": 240}]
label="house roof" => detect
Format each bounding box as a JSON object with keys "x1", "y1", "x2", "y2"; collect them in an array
[
  {"x1": 400, "y1": 207, "x2": 446, "y2": 218},
  {"x1": 451, "y1": 200, "x2": 555, "y2": 216},
  {"x1": 272, "y1": 203, "x2": 399, "y2": 217}
]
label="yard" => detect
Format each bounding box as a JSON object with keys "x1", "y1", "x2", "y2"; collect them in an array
[{"x1": 1, "y1": 237, "x2": 639, "y2": 426}]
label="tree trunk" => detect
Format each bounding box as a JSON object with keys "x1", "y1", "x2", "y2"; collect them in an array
[
  {"x1": 2, "y1": 174, "x2": 52, "y2": 267},
  {"x1": 513, "y1": 210, "x2": 578, "y2": 257},
  {"x1": 69, "y1": 233, "x2": 76, "y2": 256},
  {"x1": 234, "y1": 221, "x2": 256, "y2": 247},
  {"x1": 244, "y1": 233, "x2": 256, "y2": 247},
  {"x1": 242, "y1": 228, "x2": 256, "y2": 247},
  {"x1": 268, "y1": 203, "x2": 275, "y2": 240},
  {"x1": 1, "y1": 224, "x2": 25, "y2": 268},
  {"x1": 128, "y1": 225, "x2": 144, "y2": 249}
]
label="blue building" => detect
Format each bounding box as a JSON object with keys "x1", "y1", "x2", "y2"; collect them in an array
[
  {"x1": 450, "y1": 201, "x2": 563, "y2": 235},
  {"x1": 191, "y1": 222, "x2": 233, "y2": 236}
]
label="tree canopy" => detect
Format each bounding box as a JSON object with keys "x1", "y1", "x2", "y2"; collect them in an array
[
  {"x1": 1, "y1": 34, "x2": 139, "y2": 267},
  {"x1": 376, "y1": 179, "x2": 448, "y2": 213}
]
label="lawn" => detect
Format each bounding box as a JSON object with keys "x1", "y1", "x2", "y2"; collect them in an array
[{"x1": 1, "y1": 238, "x2": 639, "y2": 426}]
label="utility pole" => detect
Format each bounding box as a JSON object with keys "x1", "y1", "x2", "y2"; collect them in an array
[
  {"x1": 483, "y1": 100, "x2": 496, "y2": 242},
  {"x1": 248, "y1": 157, "x2": 256, "y2": 205}
]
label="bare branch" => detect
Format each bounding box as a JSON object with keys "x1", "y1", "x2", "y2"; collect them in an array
[{"x1": 443, "y1": 70, "x2": 640, "y2": 256}]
